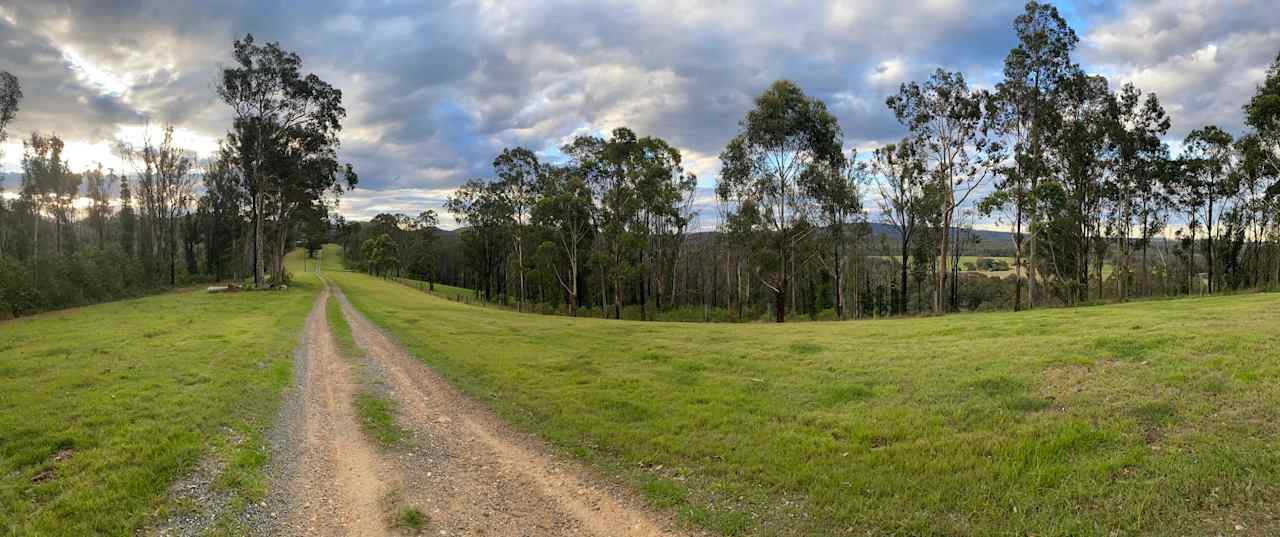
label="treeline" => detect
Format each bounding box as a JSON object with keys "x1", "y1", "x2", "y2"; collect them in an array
[
  {"x1": 0, "y1": 35, "x2": 354, "y2": 319},
  {"x1": 346, "y1": 2, "x2": 1280, "y2": 322}
]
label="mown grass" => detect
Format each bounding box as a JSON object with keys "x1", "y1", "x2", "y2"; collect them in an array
[
  {"x1": 0, "y1": 252, "x2": 319, "y2": 536},
  {"x1": 321, "y1": 245, "x2": 1280, "y2": 536},
  {"x1": 323, "y1": 280, "x2": 408, "y2": 448}
]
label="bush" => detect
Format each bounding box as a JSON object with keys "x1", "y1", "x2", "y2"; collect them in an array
[
  {"x1": 0, "y1": 245, "x2": 161, "y2": 318},
  {"x1": 975, "y1": 257, "x2": 1011, "y2": 271}
]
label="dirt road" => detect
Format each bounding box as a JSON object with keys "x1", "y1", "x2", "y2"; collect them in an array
[
  {"x1": 254, "y1": 284, "x2": 395, "y2": 536},
  {"x1": 252, "y1": 280, "x2": 690, "y2": 536}
]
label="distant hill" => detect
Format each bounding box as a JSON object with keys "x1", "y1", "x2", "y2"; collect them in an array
[{"x1": 683, "y1": 222, "x2": 1019, "y2": 257}]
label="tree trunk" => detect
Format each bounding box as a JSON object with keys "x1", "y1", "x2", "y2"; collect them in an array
[
  {"x1": 899, "y1": 240, "x2": 909, "y2": 315},
  {"x1": 1207, "y1": 200, "x2": 1215, "y2": 294},
  {"x1": 774, "y1": 285, "x2": 786, "y2": 323},
  {"x1": 1027, "y1": 219, "x2": 1037, "y2": 309},
  {"x1": 253, "y1": 191, "x2": 264, "y2": 287},
  {"x1": 169, "y1": 218, "x2": 177, "y2": 286},
  {"x1": 516, "y1": 235, "x2": 526, "y2": 312},
  {"x1": 1013, "y1": 206, "x2": 1024, "y2": 311},
  {"x1": 614, "y1": 274, "x2": 622, "y2": 320},
  {"x1": 31, "y1": 205, "x2": 39, "y2": 286},
  {"x1": 568, "y1": 269, "x2": 578, "y2": 317},
  {"x1": 935, "y1": 208, "x2": 952, "y2": 315}
]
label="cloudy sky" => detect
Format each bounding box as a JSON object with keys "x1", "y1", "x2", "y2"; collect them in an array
[{"x1": 0, "y1": 0, "x2": 1277, "y2": 229}]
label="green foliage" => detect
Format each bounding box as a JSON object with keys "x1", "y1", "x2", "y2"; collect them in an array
[
  {"x1": 718, "y1": 80, "x2": 844, "y2": 323},
  {"x1": 0, "y1": 245, "x2": 155, "y2": 319},
  {"x1": 361, "y1": 233, "x2": 398, "y2": 277},
  {"x1": 975, "y1": 257, "x2": 1012, "y2": 271}
]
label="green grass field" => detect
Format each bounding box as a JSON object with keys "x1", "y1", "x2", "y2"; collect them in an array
[
  {"x1": 0, "y1": 252, "x2": 319, "y2": 536},
  {"x1": 322, "y1": 246, "x2": 1280, "y2": 536}
]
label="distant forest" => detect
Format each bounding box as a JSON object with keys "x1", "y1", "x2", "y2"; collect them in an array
[
  {"x1": 343, "y1": 2, "x2": 1280, "y2": 322},
  {"x1": 2, "y1": 2, "x2": 1279, "y2": 321}
]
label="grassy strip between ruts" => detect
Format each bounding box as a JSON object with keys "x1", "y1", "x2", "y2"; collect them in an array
[
  {"x1": 323, "y1": 244, "x2": 1280, "y2": 537},
  {"x1": 323, "y1": 280, "x2": 408, "y2": 449},
  {"x1": 0, "y1": 250, "x2": 319, "y2": 536}
]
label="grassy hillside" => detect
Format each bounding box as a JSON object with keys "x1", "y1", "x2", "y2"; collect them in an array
[
  {"x1": 323, "y1": 246, "x2": 1280, "y2": 536},
  {"x1": 0, "y1": 251, "x2": 319, "y2": 536}
]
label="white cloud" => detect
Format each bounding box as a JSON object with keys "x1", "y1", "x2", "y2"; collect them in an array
[{"x1": 1081, "y1": 0, "x2": 1280, "y2": 139}]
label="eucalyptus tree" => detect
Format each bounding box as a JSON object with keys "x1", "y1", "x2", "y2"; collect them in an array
[
  {"x1": 887, "y1": 70, "x2": 1001, "y2": 314},
  {"x1": 1243, "y1": 52, "x2": 1280, "y2": 287},
  {"x1": 403, "y1": 210, "x2": 440, "y2": 286},
  {"x1": 718, "y1": 80, "x2": 843, "y2": 322},
  {"x1": 20, "y1": 134, "x2": 72, "y2": 283},
  {"x1": 119, "y1": 176, "x2": 136, "y2": 257},
  {"x1": 566, "y1": 127, "x2": 690, "y2": 319},
  {"x1": 1108, "y1": 83, "x2": 1171, "y2": 298},
  {"x1": 361, "y1": 233, "x2": 397, "y2": 277},
  {"x1": 493, "y1": 147, "x2": 541, "y2": 311},
  {"x1": 1244, "y1": 52, "x2": 1280, "y2": 186},
  {"x1": 1234, "y1": 134, "x2": 1278, "y2": 287},
  {"x1": 1048, "y1": 72, "x2": 1115, "y2": 302},
  {"x1": 564, "y1": 131, "x2": 633, "y2": 318},
  {"x1": 0, "y1": 72, "x2": 18, "y2": 144},
  {"x1": 1182, "y1": 125, "x2": 1237, "y2": 293},
  {"x1": 446, "y1": 179, "x2": 513, "y2": 302},
  {"x1": 84, "y1": 164, "x2": 115, "y2": 248},
  {"x1": 128, "y1": 126, "x2": 195, "y2": 285},
  {"x1": 531, "y1": 165, "x2": 595, "y2": 315},
  {"x1": 805, "y1": 149, "x2": 869, "y2": 319},
  {"x1": 199, "y1": 145, "x2": 247, "y2": 280},
  {"x1": 49, "y1": 157, "x2": 81, "y2": 256},
  {"x1": 219, "y1": 34, "x2": 352, "y2": 287},
  {"x1": 990, "y1": 0, "x2": 1079, "y2": 308},
  {"x1": 874, "y1": 140, "x2": 926, "y2": 314},
  {"x1": 259, "y1": 123, "x2": 355, "y2": 285},
  {"x1": 0, "y1": 71, "x2": 16, "y2": 258},
  {"x1": 632, "y1": 136, "x2": 694, "y2": 316},
  {"x1": 0, "y1": 73, "x2": 19, "y2": 223}
]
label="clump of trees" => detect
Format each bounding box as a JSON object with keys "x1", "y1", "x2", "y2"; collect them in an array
[
  {"x1": 0, "y1": 35, "x2": 355, "y2": 319},
  {"x1": 402, "y1": 1, "x2": 1280, "y2": 322}
]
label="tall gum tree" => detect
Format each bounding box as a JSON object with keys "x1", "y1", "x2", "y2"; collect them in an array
[
  {"x1": 219, "y1": 34, "x2": 353, "y2": 287},
  {"x1": 875, "y1": 140, "x2": 926, "y2": 314},
  {"x1": 1245, "y1": 52, "x2": 1280, "y2": 183},
  {"x1": 493, "y1": 147, "x2": 541, "y2": 311},
  {"x1": 718, "y1": 80, "x2": 843, "y2": 323},
  {"x1": 0, "y1": 72, "x2": 18, "y2": 259},
  {"x1": 887, "y1": 70, "x2": 1001, "y2": 314},
  {"x1": 1182, "y1": 125, "x2": 1237, "y2": 294},
  {"x1": 1108, "y1": 83, "x2": 1170, "y2": 300},
  {"x1": 532, "y1": 165, "x2": 595, "y2": 316},
  {"x1": 989, "y1": 0, "x2": 1079, "y2": 310},
  {"x1": 804, "y1": 149, "x2": 869, "y2": 319},
  {"x1": 1242, "y1": 53, "x2": 1280, "y2": 286}
]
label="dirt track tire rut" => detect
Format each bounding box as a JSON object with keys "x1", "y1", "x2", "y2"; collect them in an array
[
  {"x1": 330, "y1": 281, "x2": 691, "y2": 537},
  {"x1": 251, "y1": 284, "x2": 394, "y2": 536}
]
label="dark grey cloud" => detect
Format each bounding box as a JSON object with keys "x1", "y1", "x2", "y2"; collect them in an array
[{"x1": 1, "y1": 0, "x2": 1277, "y2": 223}]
